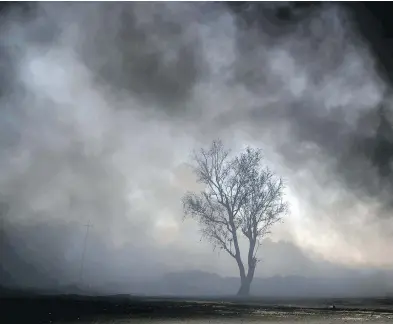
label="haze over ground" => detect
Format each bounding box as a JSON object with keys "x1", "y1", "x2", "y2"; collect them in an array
[{"x1": 1, "y1": 2, "x2": 393, "y2": 296}]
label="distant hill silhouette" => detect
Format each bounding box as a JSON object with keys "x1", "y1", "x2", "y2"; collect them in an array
[
  {"x1": 93, "y1": 270, "x2": 393, "y2": 298},
  {"x1": 2, "y1": 268, "x2": 393, "y2": 298}
]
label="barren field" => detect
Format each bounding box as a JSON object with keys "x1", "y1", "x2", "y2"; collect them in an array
[{"x1": 3, "y1": 294, "x2": 393, "y2": 324}]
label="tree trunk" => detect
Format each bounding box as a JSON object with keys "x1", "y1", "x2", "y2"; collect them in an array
[{"x1": 236, "y1": 276, "x2": 252, "y2": 296}]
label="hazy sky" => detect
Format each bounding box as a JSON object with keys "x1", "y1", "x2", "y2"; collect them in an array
[{"x1": 1, "y1": 2, "x2": 392, "y2": 289}]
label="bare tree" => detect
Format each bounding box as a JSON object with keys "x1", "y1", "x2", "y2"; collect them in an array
[{"x1": 182, "y1": 140, "x2": 288, "y2": 296}]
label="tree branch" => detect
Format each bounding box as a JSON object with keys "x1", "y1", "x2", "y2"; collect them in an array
[{"x1": 182, "y1": 140, "x2": 288, "y2": 289}]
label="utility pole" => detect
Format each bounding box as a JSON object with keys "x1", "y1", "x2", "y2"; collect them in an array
[
  {"x1": 0, "y1": 202, "x2": 9, "y2": 281},
  {"x1": 79, "y1": 219, "x2": 93, "y2": 286}
]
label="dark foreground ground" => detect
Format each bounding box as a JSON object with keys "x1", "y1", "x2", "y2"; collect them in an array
[{"x1": 2, "y1": 292, "x2": 393, "y2": 324}]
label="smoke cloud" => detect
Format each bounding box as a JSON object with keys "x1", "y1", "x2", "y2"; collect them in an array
[{"x1": 0, "y1": 2, "x2": 392, "y2": 293}]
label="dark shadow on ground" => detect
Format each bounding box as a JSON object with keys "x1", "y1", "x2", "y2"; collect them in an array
[{"x1": 2, "y1": 287, "x2": 393, "y2": 324}]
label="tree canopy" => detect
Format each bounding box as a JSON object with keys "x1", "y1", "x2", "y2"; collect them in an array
[{"x1": 182, "y1": 140, "x2": 288, "y2": 295}]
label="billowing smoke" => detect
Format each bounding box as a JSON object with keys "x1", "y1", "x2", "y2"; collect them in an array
[{"x1": 0, "y1": 2, "x2": 392, "y2": 293}]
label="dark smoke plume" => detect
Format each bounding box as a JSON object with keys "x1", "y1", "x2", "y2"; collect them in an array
[{"x1": 1, "y1": 2, "x2": 393, "y2": 292}]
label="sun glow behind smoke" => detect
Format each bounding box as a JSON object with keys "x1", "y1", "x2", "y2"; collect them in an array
[{"x1": 154, "y1": 215, "x2": 180, "y2": 245}]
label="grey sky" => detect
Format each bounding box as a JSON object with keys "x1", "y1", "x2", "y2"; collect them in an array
[{"x1": 1, "y1": 2, "x2": 392, "y2": 291}]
